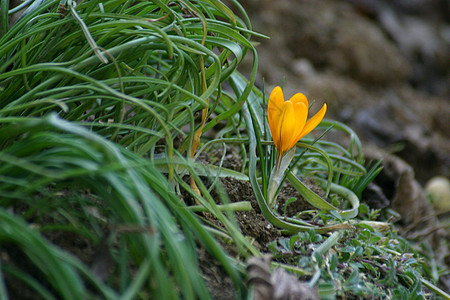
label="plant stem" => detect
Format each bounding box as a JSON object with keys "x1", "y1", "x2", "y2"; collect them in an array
[{"x1": 188, "y1": 201, "x2": 252, "y2": 213}]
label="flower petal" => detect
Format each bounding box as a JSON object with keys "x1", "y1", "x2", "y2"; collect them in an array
[
  {"x1": 270, "y1": 109, "x2": 283, "y2": 151},
  {"x1": 278, "y1": 101, "x2": 296, "y2": 153},
  {"x1": 268, "y1": 87, "x2": 284, "y2": 126},
  {"x1": 290, "y1": 101, "x2": 308, "y2": 147},
  {"x1": 296, "y1": 103, "x2": 327, "y2": 140},
  {"x1": 268, "y1": 86, "x2": 285, "y2": 149},
  {"x1": 278, "y1": 101, "x2": 308, "y2": 153},
  {"x1": 268, "y1": 87, "x2": 326, "y2": 155},
  {"x1": 289, "y1": 92, "x2": 308, "y2": 108}
]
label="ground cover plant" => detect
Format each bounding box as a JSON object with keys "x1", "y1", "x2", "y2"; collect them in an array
[{"x1": 0, "y1": 0, "x2": 448, "y2": 299}]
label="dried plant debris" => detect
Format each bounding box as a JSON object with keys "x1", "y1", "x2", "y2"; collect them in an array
[{"x1": 247, "y1": 256, "x2": 319, "y2": 300}]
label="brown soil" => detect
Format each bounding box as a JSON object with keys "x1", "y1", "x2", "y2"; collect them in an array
[{"x1": 194, "y1": 175, "x2": 317, "y2": 299}]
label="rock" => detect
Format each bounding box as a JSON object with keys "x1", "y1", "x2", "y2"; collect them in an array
[{"x1": 246, "y1": 0, "x2": 410, "y2": 85}]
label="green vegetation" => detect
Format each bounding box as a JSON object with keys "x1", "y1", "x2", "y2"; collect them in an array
[{"x1": 0, "y1": 0, "x2": 447, "y2": 299}]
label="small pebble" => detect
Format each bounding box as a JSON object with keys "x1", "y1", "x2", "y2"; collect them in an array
[{"x1": 424, "y1": 176, "x2": 450, "y2": 211}]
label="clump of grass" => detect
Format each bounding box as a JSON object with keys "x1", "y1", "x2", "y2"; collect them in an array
[
  {"x1": 1, "y1": 0, "x2": 260, "y2": 298},
  {"x1": 0, "y1": 115, "x2": 250, "y2": 299}
]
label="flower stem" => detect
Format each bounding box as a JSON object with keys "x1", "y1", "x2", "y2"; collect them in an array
[
  {"x1": 267, "y1": 153, "x2": 281, "y2": 208},
  {"x1": 267, "y1": 148, "x2": 295, "y2": 209}
]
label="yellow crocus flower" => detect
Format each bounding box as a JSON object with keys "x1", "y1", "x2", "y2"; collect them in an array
[{"x1": 268, "y1": 86, "x2": 327, "y2": 157}]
